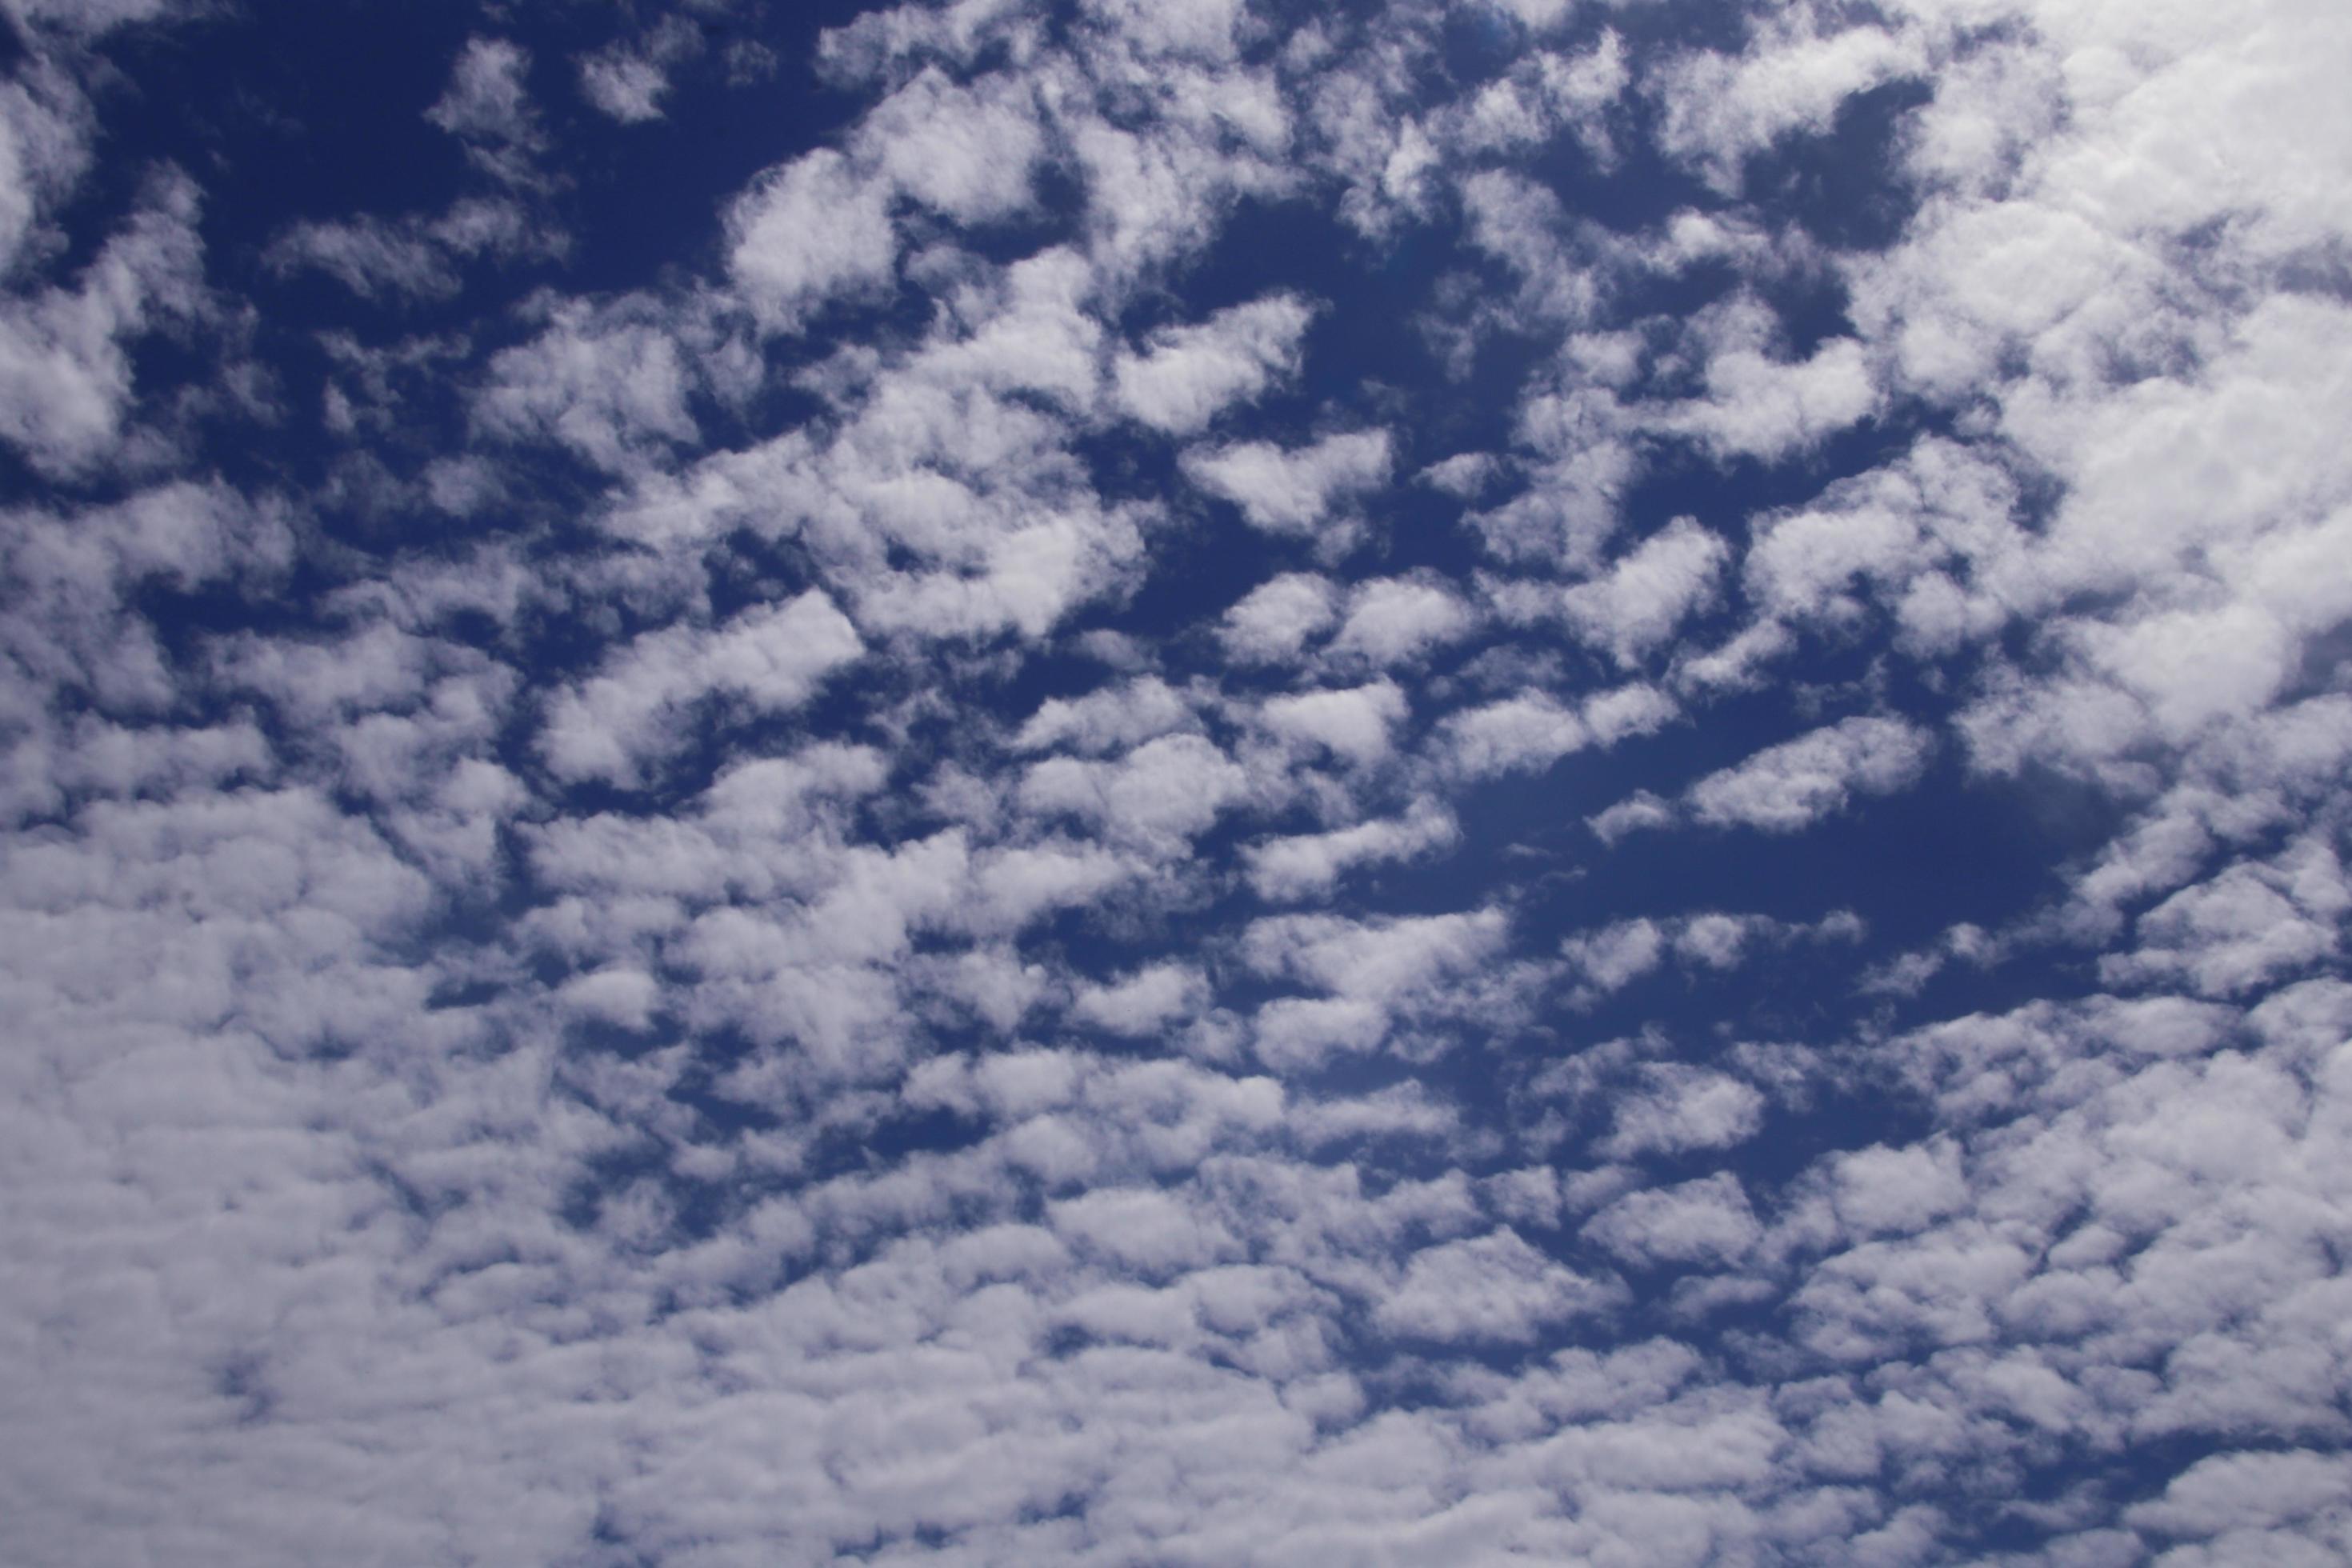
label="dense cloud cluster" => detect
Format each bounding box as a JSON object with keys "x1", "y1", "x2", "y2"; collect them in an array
[{"x1": 4, "y1": 0, "x2": 2350, "y2": 1562}]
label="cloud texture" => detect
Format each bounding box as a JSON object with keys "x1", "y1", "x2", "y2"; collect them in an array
[{"x1": 3, "y1": 0, "x2": 2352, "y2": 1562}]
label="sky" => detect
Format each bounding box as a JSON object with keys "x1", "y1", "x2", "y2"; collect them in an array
[{"x1": 2, "y1": 0, "x2": 2350, "y2": 1562}]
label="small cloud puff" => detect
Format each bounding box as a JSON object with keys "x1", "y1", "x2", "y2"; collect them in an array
[{"x1": 1182, "y1": 428, "x2": 1392, "y2": 538}]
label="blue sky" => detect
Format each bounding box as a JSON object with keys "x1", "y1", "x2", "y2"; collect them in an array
[{"x1": 5, "y1": 0, "x2": 2352, "y2": 1562}]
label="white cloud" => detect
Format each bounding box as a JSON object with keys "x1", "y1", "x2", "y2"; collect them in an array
[
  {"x1": 1560, "y1": 918, "x2": 1664, "y2": 994},
  {"x1": 1653, "y1": 16, "x2": 1926, "y2": 193},
  {"x1": 1243, "y1": 798, "x2": 1458, "y2": 903},
  {"x1": 1070, "y1": 962, "x2": 1208, "y2": 1036},
  {"x1": 1219, "y1": 571, "x2": 1338, "y2": 664},
  {"x1": 855, "y1": 67, "x2": 1045, "y2": 225},
  {"x1": 578, "y1": 18, "x2": 702, "y2": 125},
  {"x1": 1827, "y1": 1139, "x2": 1967, "y2": 1238},
  {"x1": 1251, "y1": 994, "x2": 1389, "y2": 1072},
  {"x1": 472, "y1": 297, "x2": 699, "y2": 471},
  {"x1": 2, "y1": 0, "x2": 187, "y2": 36},
  {"x1": 1257, "y1": 679, "x2": 1408, "y2": 766},
  {"x1": 557, "y1": 964, "x2": 661, "y2": 1030},
  {"x1": 426, "y1": 37, "x2": 545, "y2": 185},
  {"x1": 727, "y1": 148, "x2": 898, "y2": 332},
  {"x1": 1016, "y1": 732, "x2": 1248, "y2": 847},
  {"x1": 268, "y1": 215, "x2": 458, "y2": 301},
  {"x1": 1586, "y1": 790, "x2": 1673, "y2": 845},
  {"x1": 2102, "y1": 841, "x2": 2346, "y2": 998},
  {"x1": 1598, "y1": 1066, "x2": 1767, "y2": 1162},
  {"x1": 580, "y1": 50, "x2": 670, "y2": 124},
  {"x1": 539, "y1": 590, "x2": 863, "y2": 787},
  {"x1": 1082, "y1": 0, "x2": 1248, "y2": 62},
  {"x1": 1582, "y1": 1174, "x2": 1762, "y2": 1269},
  {"x1": 1375, "y1": 1229, "x2": 1614, "y2": 1343},
  {"x1": 1686, "y1": 715, "x2": 1933, "y2": 831},
  {"x1": 2126, "y1": 1450, "x2": 2352, "y2": 1542},
  {"x1": 1417, "y1": 451, "x2": 1502, "y2": 498},
  {"x1": 1243, "y1": 907, "x2": 1509, "y2": 1008},
  {"x1": 1114, "y1": 293, "x2": 1313, "y2": 435},
  {"x1": 1052, "y1": 1186, "x2": 1237, "y2": 1274},
  {"x1": 1655, "y1": 302, "x2": 1878, "y2": 462},
  {"x1": 0, "y1": 170, "x2": 203, "y2": 476},
  {"x1": 1561, "y1": 516, "x2": 1729, "y2": 666},
  {"x1": 1326, "y1": 576, "x2": 1476, "y2": 667},
  {"x1": 1582, "y1": 682, "x2": 1679, "y2": 746},
  {"x1": 427, "y1": 38, "x2": 533, "y2": 142},
  {"x1": 1182, "y1": 428, "x2": 1392, "y2": 538},
  {"x1": 1013, "y1": 675, "x2": 1196, "y2": 755},
  {"x1": 1434, "y1": 692, "x2": 1584, "y2": 780}
]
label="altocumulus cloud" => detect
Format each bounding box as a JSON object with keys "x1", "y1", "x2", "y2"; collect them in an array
[{"x1": 3, "y1": 0, "x2": 2352, "y2": 1562}]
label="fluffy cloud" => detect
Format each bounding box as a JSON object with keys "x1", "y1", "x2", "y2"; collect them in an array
[
  {"x1": 1257, "y1": 679, "x2": 1408, "y2": 766},
  {"x1": 539, "y1": 590, "x2": 862, "y2": 786},
  {"x1": 1560, "y1": 516, "x2": 1730, "y2": 666},
  {"x1": 1114, "y1": 293, "x2": 1314, "y2": 434},
  {"x1": 472, "y1": 297, "x2": 702, "y2": 471},
  {"x1": 1325, "y1": 574, "x2": 1476, "y2": 666},
  {"x1": 1182, "y1": 428, "x2": 1393, "y2": 538},
  {"x1": 726, "y1": 147, "x2": 899, "y2": 331},
  {"x1": 1377, "y1": 1229, "x2": 1616, "y2": 1342},
  {"x1": 426, "y1": 37, "x2": 546, "y2": 186},
  {"x1": 1684, "y1": 714, "x2": 1934, "y2": 831},
  {"x1": 1243, "y1": 798, "x2": 1458, "y2": 902},
  {"x1": 0, "y1": 170, "x2": 203, "y2": 475},
  {"x1": 1219, "y1": 571, "x2": 1338, "y2": 663},
  {"x1": 577, "y1": 17, "x2": 704, "y2": 124}
]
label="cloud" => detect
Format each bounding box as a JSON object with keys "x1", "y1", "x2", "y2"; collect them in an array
[
  {"x1": 1243, "y1": 797, "x2": 1458, "y2": 903},
  {"x1": 1069, "y1": 961, "x2": 1209, "y2": 1035},
  {"x1": 1560, "y1": 516, "x2": 1730, "y2": 666},
  {"x1": 1654, "y1": 298, "x2": 1878, "y2": 462},
  {"x1": 1560, "y1": 917, "x2": 1664, "y2": 994},
  {"x1": 472, "y1": 296, "x2": 702, "y2": 471},
  {"x1": 2, "y1": 0, "x2": 191, "y2": 38},
  {"x1": 1219, "y1": 571, "x2": 1338, "y2": 664},
  {"x1": 1684, "y1": 715, "x2": 1934, "y2": 831},
  {"x1": 1653, "y1": 14, "x2": 1926, "y2": 193},
  {"x1": 1326, "y1": 575, "x2": 1476, "y2": 667},
  {"x1": 266, "y1": 214, "x2": 464, "y2": 302},
  {"x1": 1434, "y1": 692, "x2": 1586, "y2": 780},
  {"x1": 1114, "y1": 293, "x2": 1314, "y2": 435},
  {"x1": 580, "y1": 50, "x2": 671, "y2": 124},
  {"x1": 1597, "y1": 1066, "x2": 1767, "y2": 1162},
  {"x1": 2125, "y1": 1450, "x2": 2352, "y2": 1543},
  {"x1": 1583, "y1": 1173, "x2": 1762, "y2": 1269},
  {"x1": 539, "y1": 590, "x2": 863, "y2": 787},
  {"x1": 1435, "y1": 682, "x2": 1675, "y2": 782},
  {"x1": 854, "y1": 67, "x2": 1044, "y2": 225},
  {"x1": 426, "y1": 38, "x2": 546, "y2": 186},
  {"x1": 1017, "y1": 732, "x2": 1249, "y2": 848},
  {"x1": 727, "y1": 149, "x2": 898, "y2": 331},
  {"x1": 1052, "y1": 1185, "x2": 1238, "y2": 1274},
  {"x1": 1243, "y1": 908, "x2": 1510, "y2": 1003},
  {"x1": 1182, "y1": 428, "x2": 1392, "y2": 538},
  {"x1": 1417, "y1": 450, "x2": 1502, "y2": 498},
  {"x1": 2102, "y1": 840, "x2": 2346, "y2": 998},
  {"x1": 1257, "y1": 679, "x2": 1408, "y2": 766},
  {"x1": 1014, "y1": 675, "x2": 1197, "y2": 755},
  {"x1": 1376, "y1": 1229, "x2": 1616, "y2": 1343},
  {"x1": 0, "y1": 169, "x2": 203, "y2": 475},
  {"x1": 577, "y1": 18, "x2": 703, "y2": 124}
]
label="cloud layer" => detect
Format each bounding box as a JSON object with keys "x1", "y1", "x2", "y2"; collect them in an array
[{"x1": 3, "y1": 0, "x2": 2351, "y2": 1562}]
